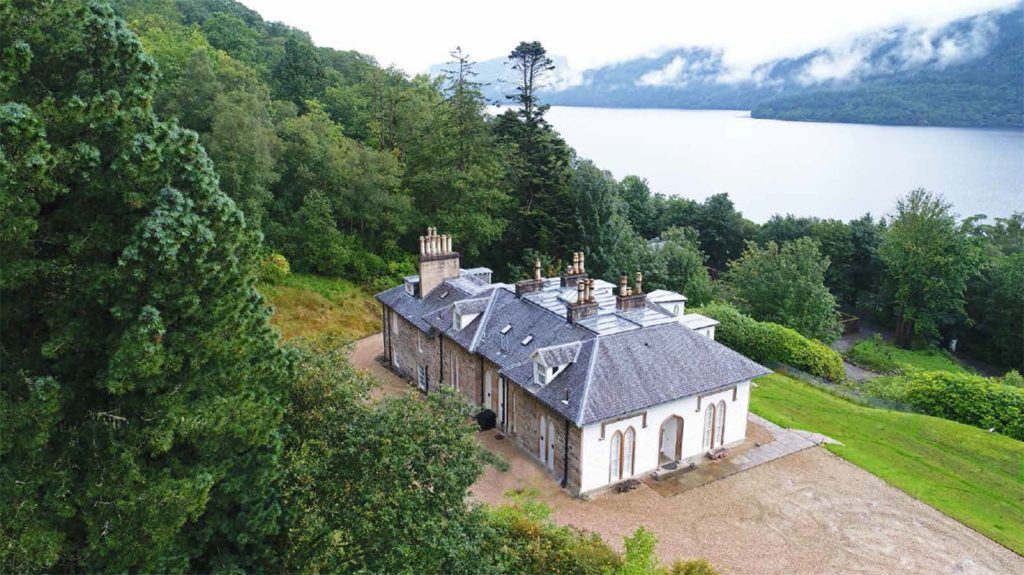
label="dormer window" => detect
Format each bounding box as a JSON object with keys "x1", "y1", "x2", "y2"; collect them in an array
[
  {"x1": 534, "y1": 360, "x2": 551, "y2": 386},
  {"x1": 452, "y1": 297, "x2": 488, "y2": 330},
  {"x1": 531, "y1": 342, "x2": 581, "y2": 386}
]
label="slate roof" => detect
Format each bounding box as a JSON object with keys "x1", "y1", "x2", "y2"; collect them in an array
[{"x1": 376, "y1": 271, "x2": 770, "y2": 426}]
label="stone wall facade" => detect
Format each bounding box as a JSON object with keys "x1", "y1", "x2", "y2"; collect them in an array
[
  {"x1": 386, "y1": 311, "x2": 440, "y2": 392},
  {"x1": 384, "y1": 307, "x2": 583, "y2": 494},
  {"x1": 506, "y1": 386, "x2": 582, "y2": 493}
]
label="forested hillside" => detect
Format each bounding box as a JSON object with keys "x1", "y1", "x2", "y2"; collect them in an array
[{"x1": 751, "y1": 6, "x2": 1024, "y2": 127}]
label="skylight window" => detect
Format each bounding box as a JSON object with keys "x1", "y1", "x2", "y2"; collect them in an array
[
  {"x1": 521, "y1": 335, "x2": 534, "y2": 346},
  {"x1": 439, "y1": 291, "x2": 449, "y2": 299},
  {"x1": 500, "y1": 324, "x2": 512, "y2": 334}
]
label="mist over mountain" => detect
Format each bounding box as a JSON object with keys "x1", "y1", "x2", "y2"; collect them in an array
[{"x1": 443, "y1": 4, "x2": 1022, "y2": 128}]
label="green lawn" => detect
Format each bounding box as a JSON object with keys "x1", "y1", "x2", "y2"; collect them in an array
[
  {"x1": 847, "y1": 336, "x2": 969, "y2": 374},
  {"x1": 258, "y1": 274, "x2": 380, "y2": 342},
  {"x1": 751, "y1": 373, "x2": 1024, "y2": 554}
]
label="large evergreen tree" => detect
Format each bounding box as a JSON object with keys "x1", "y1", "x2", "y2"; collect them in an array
[
  {"x1": 494, "y1": 41, "x2": 574, "y2": 264},
  {"x1": 1, "y1": 2, "x2": 289, "y2": 571}
]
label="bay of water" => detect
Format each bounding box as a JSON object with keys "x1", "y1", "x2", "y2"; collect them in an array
[{"x1": 544, "y1": 107, "x2": 1023, "y2": 222}]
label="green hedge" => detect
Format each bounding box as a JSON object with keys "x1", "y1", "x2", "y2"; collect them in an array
[
  {"x1": 702, "y1": 302, "x2": 847, "y2": 383},
  {"x1": 900, "y1": 371, "x2": 1024, "y2": 441}
]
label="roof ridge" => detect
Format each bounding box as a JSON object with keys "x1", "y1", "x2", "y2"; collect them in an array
[
  {"x1": 468, "y1": 288, "x2": 500, "y2": 352},
  {"x1": 575, "y1": 337, "x2": 601, "y2": 425}
]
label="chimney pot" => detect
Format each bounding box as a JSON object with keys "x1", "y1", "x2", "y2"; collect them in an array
[
  {"x1": 635, "y1": 271, "x2": 643, "y2": 295},
  {"x1": 534, "y1": 258, "x2": 542, "y2": 281},
  {"x1": 579, "y1": 253, "x2": 586, "y2": 274}
]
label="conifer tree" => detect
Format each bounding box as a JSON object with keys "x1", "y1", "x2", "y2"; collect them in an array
[{"x1": 1, "y1": 2, "x2": 289, "y2": 571}]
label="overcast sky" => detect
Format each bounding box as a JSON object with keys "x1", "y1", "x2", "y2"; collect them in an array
[{"x1": 239, "y1": 0, "x2": 1018, "y2": 74}]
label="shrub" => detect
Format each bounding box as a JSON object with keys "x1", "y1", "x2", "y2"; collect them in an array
[
  {"x1": 846, "y1": 334, "x2": 967, "y2": 374},
  {"x1": 1001, "y1": 370, "x2": 1024, "y2": 388},
  {"x1": 670, "y1": 559, "x2": 720, "y2": 575},
  {"x1": 703, "y1": 302, "x2": 846, "y2": 383},
  {"x1": 259, "y1": 252, "x2": 291, "y2": 283},
  {"x1": 900, "y1": 371, "x2": 1024, "y2": 440},
  {"x1": 486, "y1": 495, "x2": 621, "y2": 575}
]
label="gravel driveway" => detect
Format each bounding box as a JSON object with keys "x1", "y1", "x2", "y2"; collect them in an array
[{"x1": 352, "y1": 334, "x2": 1024, "y2": 574}]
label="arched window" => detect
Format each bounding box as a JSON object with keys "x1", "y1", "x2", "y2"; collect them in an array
[
  {"x1": 623, "y1": 427, "x2": 635, "y2": 477},
  {"x1": 610, "y1": 431, "x2": 622, "y2": 482},
  {"x1": 703, "y1": 404, "x2": 715, "y2": 451},
  {"x1": 715, "y1": 400, "x2": 727, "y2": 447}
]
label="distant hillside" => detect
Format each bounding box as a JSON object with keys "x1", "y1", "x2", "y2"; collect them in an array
[{"x1": 451, "y1": 4, "x2": 1023, "y2": 128}]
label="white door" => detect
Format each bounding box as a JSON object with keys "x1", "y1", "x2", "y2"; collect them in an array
[
  {"x1": 547, "y1": 420, "x2": 556, "y2": 470},
  {"x1": 484, "y1": 370, "x2": 493, "y2": 409},
  {"x1": 497, "y1": 377, "x2": 507, "y2": 429},
  {"x1": 539, "y1": 414, "x2": 547, "y2": 464}
]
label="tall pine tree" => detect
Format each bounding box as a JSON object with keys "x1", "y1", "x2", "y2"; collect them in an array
[
  {"x1": 494, "y1": 41, "x2": 574, "y2": 266},
  {"x1": 1, "y1": 2, "x2": 289, "y2": 571}
]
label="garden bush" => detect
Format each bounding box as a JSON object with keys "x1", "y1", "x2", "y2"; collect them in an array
[
  {"x1": 899, "y1": 371, "x2": 1024, "y2": 440},
  {"x1": 702, "y1": 302, "x2": 847, "y2": 383},
  {"x1": 259, "y1": 252, "x2": 291, "y2": 283}
]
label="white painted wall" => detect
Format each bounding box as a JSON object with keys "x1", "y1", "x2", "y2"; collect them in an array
[{"x1": 578, "y1": 380, "x2": 750, "y2": 493}]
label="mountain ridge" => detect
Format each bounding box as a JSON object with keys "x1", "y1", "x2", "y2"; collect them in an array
[{"x1": 439, "y1": 4, "x2": 1023, "y2": 128}]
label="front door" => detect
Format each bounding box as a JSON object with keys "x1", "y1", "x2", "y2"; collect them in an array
[
  {"x1": 539, "y1": 414, "x2": 547, "y2": 464},
  {"x1": 546, "y1": 420, "x2": 556, "y2": 470},
  {"x1": 497, "y1": 377, "x2": 507, "y2": 430},
  {"x1": 484, "y1": 370, "x2": 493, "y2": 410},
  {"x1": 660, "y1": 416, "x2": 683, "y2": 463}
]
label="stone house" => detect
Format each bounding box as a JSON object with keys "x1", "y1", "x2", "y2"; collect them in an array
[{"x1": 376, "y1": 228, "x2": 770, "y2": 496}]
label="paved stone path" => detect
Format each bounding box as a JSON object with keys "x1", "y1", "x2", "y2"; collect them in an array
[{"x1": 647, "y1": 414, "x2": 838, "y2": 497}]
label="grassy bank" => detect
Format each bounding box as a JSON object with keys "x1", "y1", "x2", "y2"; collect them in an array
[
  {"x1": 259, "y1": 274, "x2": 380, "y2": 341},
  {"x1": 847, "y1": 336, "x2": 969, "y2": 374},
  {"x1": 750, "y1": 373, "x2": 1024, "y2": 554}
]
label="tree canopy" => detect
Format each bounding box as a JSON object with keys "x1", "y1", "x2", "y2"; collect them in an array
[{"x1": 725, "y1": 238, "x2": 842, "y2": 343}]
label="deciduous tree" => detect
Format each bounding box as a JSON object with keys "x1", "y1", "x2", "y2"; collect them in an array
[
  {"x1": 879, "y1": 189, "x2": 982, "y2": 347},
  {"x1": 725, "y1": 238, "x2": 842, "y2": 342}
]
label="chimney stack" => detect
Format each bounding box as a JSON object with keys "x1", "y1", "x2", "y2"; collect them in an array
[
  {"x1": 567, "y1": 278, "x2": 599, "y2": 323},
  {"x1": 417, "y1": 226, "x2": 460, "y2": 297},
  {"x1": 560, "y1": 251, "x2": 588, "y2": 288},
  {"x1": 616, "y1": 270, "x2": 647, "y2": 311},
  {"x1": 516, "y1": 257, "x2": 546, "y2": 298}
]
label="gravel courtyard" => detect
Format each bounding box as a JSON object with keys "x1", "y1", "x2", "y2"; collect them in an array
[{"x1": 351, "y1": 334, "x2": 1023, "y2": 575}]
